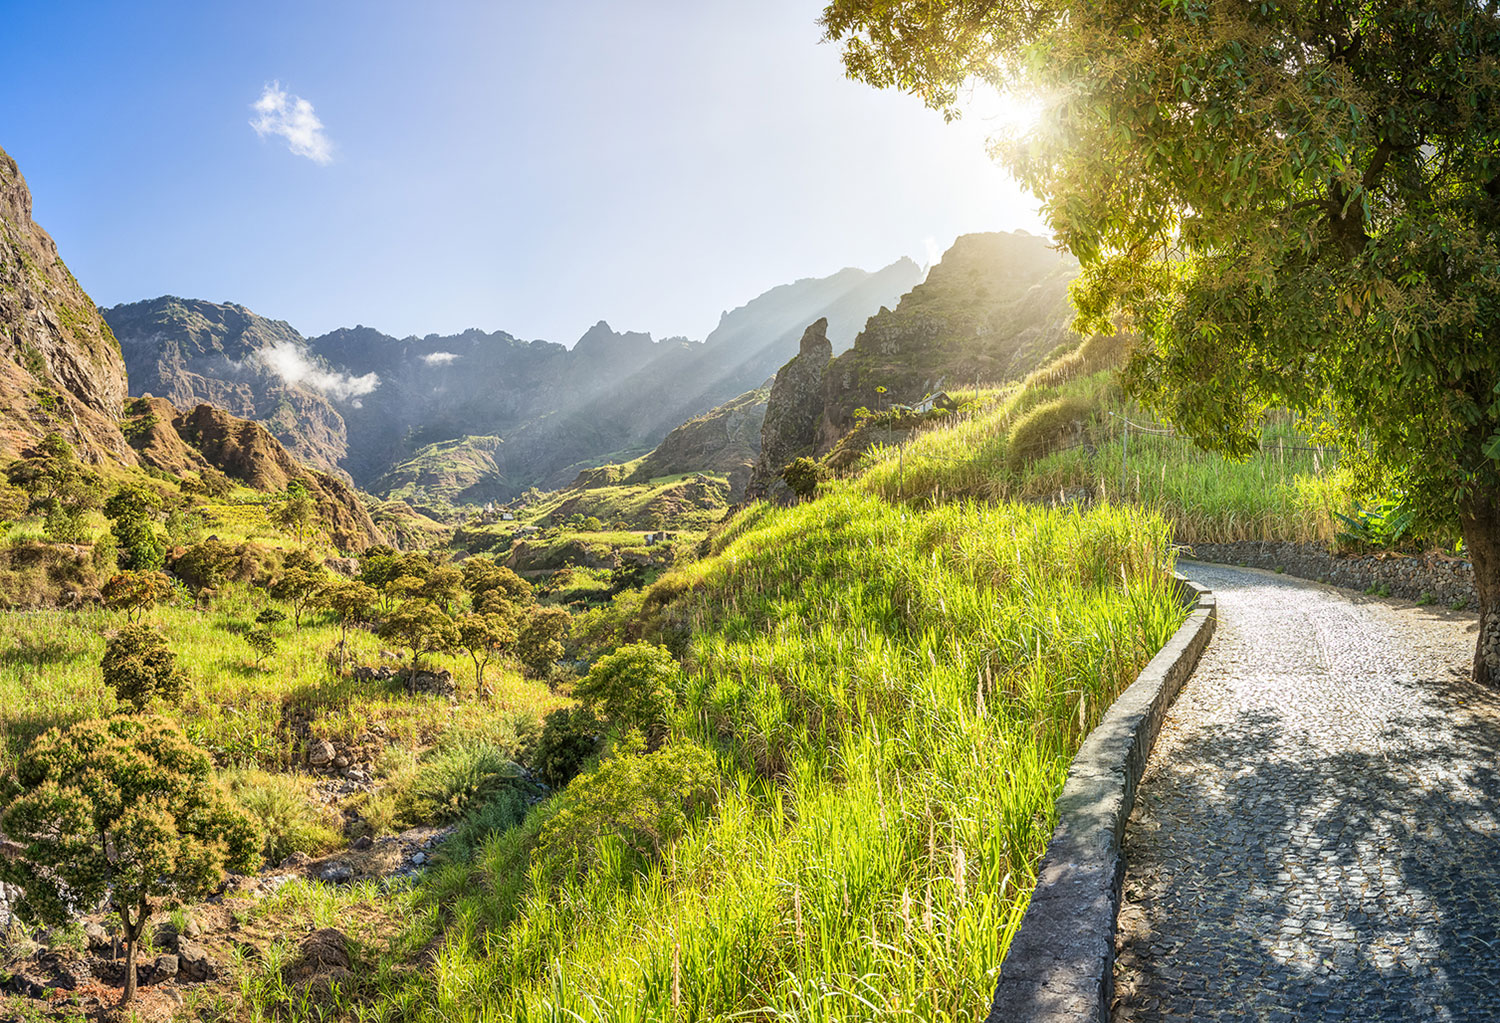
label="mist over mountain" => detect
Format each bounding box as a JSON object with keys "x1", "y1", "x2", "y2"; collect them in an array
[{"x1": 106, "y1": 257, "x2": 924, "y2": 503}]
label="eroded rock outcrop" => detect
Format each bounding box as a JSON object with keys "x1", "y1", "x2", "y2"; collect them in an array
[
  {"x1": 744, "y1": 318, "x2": 833, "y2": 503},
  {"x1": 124, "y1": 396, "x2": 386, "y2": 551}
]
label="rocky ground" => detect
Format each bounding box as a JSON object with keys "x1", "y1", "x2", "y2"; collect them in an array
[{"x1": 1114, "y1": 561, "x2": 1495, "y2": 1022}]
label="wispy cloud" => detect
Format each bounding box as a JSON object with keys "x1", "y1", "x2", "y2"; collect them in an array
[
  {"x1": 250, "y1": 82, "x2": 333, "y2": 164},
  {"x1": 422, "y1": 352, "x2": 460, "y2": 366},
  {"x1": 257, "y1": 342, "x2": 378, "y2": 401}
]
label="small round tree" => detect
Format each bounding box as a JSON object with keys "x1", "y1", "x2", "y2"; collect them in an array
[
  {"x1": 456, "y1": 611, "x2": 515, "y2": 696},
  {"x1": 378, "y1": 599, "x2": 459, "y2": 694},
  {"x1": 103, "y1": 484, "x2": 164, "y2": 572},
  {"x1": 574, "y1": 641, "x2": 681, "y2": 742},
  {"x1": 270, "y1": 549, "x2": 328, "y2": 627},
  {"x1": 319, "y1": 578, "x2": 376, "y2": 673},
  {"x1": 0, "y1": 715, "x2": 259, "y2": 1003},
  {"x1": 101, "y1": 570, "x2": 175, "y2": 623},
  {"x1": 101, "y1": 624, "x2": 188, "y2": 708},
  {"x1": 515, "y1": 605, "x2": 572, "y2": 681}
]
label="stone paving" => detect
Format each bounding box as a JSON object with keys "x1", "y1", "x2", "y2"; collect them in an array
[{"x1": 1113, "y1": 561, "x2": 1500, "y2": 1022}]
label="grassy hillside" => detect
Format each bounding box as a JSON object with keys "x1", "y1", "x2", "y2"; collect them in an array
[
  {"x1": 847, "y1": 335, "x2": 1348, "y2": 546},
  {"x1": 261, "y1": 430, "x2": 1190, "y2": 1020}
]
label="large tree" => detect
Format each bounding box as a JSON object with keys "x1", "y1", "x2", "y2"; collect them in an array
[
  {"x1": 823, "y1": 0, "x2": 1500, "y2": 684},
  {"x1": 0, "y1": 716, "x2": 258, "y2": 1003}
]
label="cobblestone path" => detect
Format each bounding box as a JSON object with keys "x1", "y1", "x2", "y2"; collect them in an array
[{"x1": 1113, "y1": 561, "x2": 1499, "y2": 1022}]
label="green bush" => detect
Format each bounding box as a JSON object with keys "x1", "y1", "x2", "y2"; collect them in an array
[
  {"x1": 223, "y1": 768, "x2": 342, "y2": 865},
  {"x1": 1006, "y1": 394, "x2": 1094, "y2": 472},
  {"x1": 535, "y1": 734, "x2": 718, "y2": 882},
  {"x1": 100, "y1": 624, "x2": 187, "y2": 708},
  {"x1": 573, "y1": 642, "x2": 680, "y2": 741},
  {"x1": 528, "y1": 707, "x2": 601, "y2": 788},
  {"x1": 398, "y1": 744, "x2": 531, "y2": 828}
]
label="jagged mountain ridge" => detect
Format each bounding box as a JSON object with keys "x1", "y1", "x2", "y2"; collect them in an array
[
  {"x1": 108, "y1": 297, "x2": 351, "y2": 475},
  {"x1": 106, "y1": 257, "x2": 923, "y2": 503}
]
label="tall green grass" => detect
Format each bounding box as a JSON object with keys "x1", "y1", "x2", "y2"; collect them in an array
[
  {"x1": 347, "y1": 489, "x2": 1185, "y2": 1021},
  {"x1": 858, "y1": 373, "x2": 1344, "y2": 544}
]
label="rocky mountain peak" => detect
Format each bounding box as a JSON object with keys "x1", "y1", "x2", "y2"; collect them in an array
[
  {"x1": 799, "y1": 317, "x2": 830, "y2": 357},
  {"x1": 0, "y1": 144, "x2": 134, "y2": 464}
]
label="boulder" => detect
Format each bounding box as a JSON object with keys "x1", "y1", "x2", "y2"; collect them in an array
[
  {"x1": 176, "y1": 940, "x2": 218, "y2": 983},
  {"x1": 307, "y1": 738, "x2": 336, "y2": 767}
]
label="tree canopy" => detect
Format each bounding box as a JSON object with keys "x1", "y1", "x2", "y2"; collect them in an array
[
  {"x1": 0, "y1": 716, "x2": 258, "y2": 1002},
  {"x1": 822, "y1": 0, "x2": 1500, "y2": 683}
]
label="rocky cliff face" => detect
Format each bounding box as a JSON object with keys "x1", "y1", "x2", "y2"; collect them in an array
[
  {"x1": 817, "y1": 232, "x2": 1076, "y2": 448},
  {"x1": 0, "y1": 145, "x2": 134, "y2": 464},
  {"x1": 107, "y1": 297, "x2": 350, "y2": 476},
  {"x1": 745, "y1": 319, "x2": 834, "y2": 502},
  {"x1": 123, "y1": 396, "x2": 384, "y2": 551}
]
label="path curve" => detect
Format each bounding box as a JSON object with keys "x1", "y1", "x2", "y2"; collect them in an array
[{"x1": 1113, "y1": 561, "x2": 1498, "y2": 1022}]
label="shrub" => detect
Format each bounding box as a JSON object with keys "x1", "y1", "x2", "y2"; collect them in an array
[
  {"x1": 1005, "y1": 394, "x2": 1094, "y2": 471},
  {"x1": 398, "y1": 744, "x2": 531, "y2": 828},
  {"x1": 101, "y1": 570, "x2": 174, "y2": 622},
  {"x1": 100, "y1": 624, "x2": 188, "y2": 708},
  {"x1": 781, "y1": 456, "x2": 830, "y2": 500},
  {"x1": 223, "y1": 768, "x2": 342, "y2": 865},
  {"x1": 528, "y1": 707, "x2": 601, "y2": 788},
  {"x1": 535, "y1": 734, "x2": 718, "y2": 881},
  {"x1": 516, "y1": 605, "x2": 572, "y2": 680},
  {"x1": 573, "y1": 642, "x2": 680, "y2": 742}
]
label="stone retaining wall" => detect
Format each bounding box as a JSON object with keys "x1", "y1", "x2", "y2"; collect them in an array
[
  {"x1": 985, "y1": 575, "x2": 1217, "y2": 1023},
  {"x1": 1184, "y1": 541, "x2": 1474, "y2": 609}
]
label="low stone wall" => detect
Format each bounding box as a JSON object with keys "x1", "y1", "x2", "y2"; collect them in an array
[
  {"x1": 1184, "y1": 541, "x2": 1474, "y2": 609},
  {"x1": 985, "y1": 576, "x2": 1217, "y2": 1023}
]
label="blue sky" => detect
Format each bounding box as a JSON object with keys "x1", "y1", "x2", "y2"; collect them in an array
[{"x1": 1, "y1": 0, "x2": 1046, "y2": 345}]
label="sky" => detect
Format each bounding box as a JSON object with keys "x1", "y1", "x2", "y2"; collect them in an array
[{"x1": 0, "y1": 0, "x2": 1047, "y2": 346}]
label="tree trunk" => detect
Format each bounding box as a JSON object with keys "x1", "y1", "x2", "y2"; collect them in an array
[
  {"x1": 120, "y1": 907, "x2": 143, "y2": 1004},
  {"x1": 1461, "y1": 496, "x2": 1500, "y2": 687}
]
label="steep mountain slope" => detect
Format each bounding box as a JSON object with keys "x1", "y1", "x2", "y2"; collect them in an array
[
  {"x1": 817, "y1": 232, "x2": 1076, "y2": 447},
  {"x1": 108, "y1": 259, "x2": 922, "y2": 504},
  {"x1": 107, "y1": 297, "x2": 351, "y2": 475},
  {"x1": 123, "y1": 396, "x2": 384, "y2": 551},
  {"x1": 745, "y1": 232, "x2": 1079, "y2": 499},
  {"x1": 0, "y1": 145, "x2": 134, "y2": 464},
  {"x1": 628, "y1": 385, "x2": 770, "y2": 499}
]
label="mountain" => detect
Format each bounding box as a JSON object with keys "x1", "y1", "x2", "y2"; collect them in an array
[
  {"x1": 108, "y1": 297, "x2": 350, "y2": 475},
  {"x1": 105, "y1": 258, "x2": 923, "y2": 505},
  {"x1": 0, "y1": 145, "x2": 134, "y2": 464},
  {"x1": 122, "y1": 396, "x2": 384, "y2": 551},
  {"x1": 628, "y1": 384, "x2": 770, "y2": 499},
  {"x1": 745, "y1": 232, "x2": 1079, "y2": 500},
  {"x1": 817, "y1": 232, "x2": 1077, "y2": 447}
]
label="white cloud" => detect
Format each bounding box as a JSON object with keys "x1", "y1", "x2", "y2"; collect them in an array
[
  {"x1": 257, "y1": 342, "x2": 379, "y2": 400},
  {"x1": 422, "y1": 352, "x2": 460, "y2": 366},
  {"x1": 250, "y1": 82, "x2": 333, "y2": 164}
]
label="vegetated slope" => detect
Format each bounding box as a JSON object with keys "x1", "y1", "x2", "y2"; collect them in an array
[
  {"x1": 628, "y1": 385, "x2": 770, "y2": 499},
  {"x1": 106, "y1": 261, "x2": 922, "y2": 505},
  {"x1": 389, "y1": 416, "x2": 1187, "y2": 1020},
  {"x1": 852, "y1": 332, "x2": 1346, "y2": 545},
  {"x1": 0, "y1": 144, "x2": 134, "y2": 465},
  {"x1": 816, "y1": 231, "x2": 1077, "y2": 448},
  {"x1": 123, "y1": 396, "x2": 385, "y2": 551},
  {"x1": 744, "y1": 233, "x2": 1078, "y2": 502},
  {"x1": 372, "y1": 435, "x2": 506, "y2": 510},
  {"x1": 107, "y1": 297, "x2": 351, "y2": 475}
]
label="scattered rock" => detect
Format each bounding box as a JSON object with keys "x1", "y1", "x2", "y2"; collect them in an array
[
  {"x1": 307, "y1": 738, "x2": 336, "y2": 767},
  {"x1": 320, "y1": 862, "x2": 354, "y2": 884},
  {"x1": 150, "y1": 953, "x2": 179, "y2": 984},
  {"x1": 283, "y1": 928, "x2": 351, "y2": 983},
  {"x1": 280, "y1": 851, "x2": 311, "y2": 869},
  {"x1": 177, "y1": 939, "x2": 218, "y2": 982},
  {"x1": 84, "y1": 921, "x2": 110, "y2": 952},
  {"x1": 352, "y1": 835, "x2": 373, "y2": 851},
  {"x1": 412, "y1": 851, "x2": 427, "y2": 866}
]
